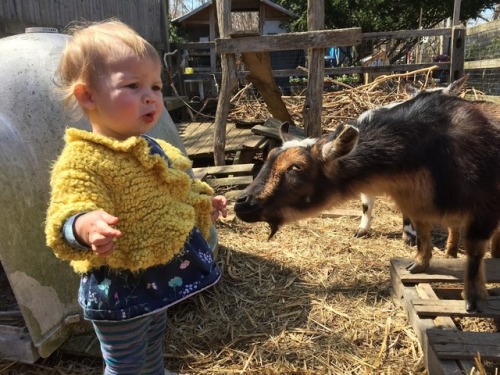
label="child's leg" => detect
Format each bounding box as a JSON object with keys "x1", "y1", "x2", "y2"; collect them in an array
[
  {"x1": 142, "y1": 311, "x2": 167, "y2": 374},
  {"x1": 92, "y1": 312, "x2": 166, "y2": 375}
]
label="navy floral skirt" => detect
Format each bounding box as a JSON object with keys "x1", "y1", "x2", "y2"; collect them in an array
[{"x1": 78, "y1": 228, "x2": 221, "y2": 321}]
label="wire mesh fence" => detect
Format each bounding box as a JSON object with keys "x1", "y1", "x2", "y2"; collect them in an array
[{"x1": 464, "y1": 20, "x2": 500, "y2": 95}]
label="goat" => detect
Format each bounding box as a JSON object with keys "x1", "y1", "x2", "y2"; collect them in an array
[
  {"x1": 234, "y1": 88, "x2": 500, "y2": 312},
  {"x1": 355, "y1": 75, "x2": 470, "y2": 251}
]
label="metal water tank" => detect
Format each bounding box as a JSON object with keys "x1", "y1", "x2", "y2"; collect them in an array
[{"x1": 0, "y1": 28, "x2": 190, "y2": 363}]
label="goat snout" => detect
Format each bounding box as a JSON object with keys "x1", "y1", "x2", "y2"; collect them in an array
[{"x1": 234, "y1": 194, "x2": 261, "y2": 222}]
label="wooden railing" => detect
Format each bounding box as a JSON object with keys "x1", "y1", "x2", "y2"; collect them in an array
[{"x1": 178, "y1": 26, "x2": 464, "y2": 82}]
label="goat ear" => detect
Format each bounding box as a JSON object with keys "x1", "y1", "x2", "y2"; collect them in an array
[
  {"x1": 443, "y1": 74, "x2": 469, "y2": 96},
  {"x1": 321, "y1": 124, "x2": 359, "y2": 160},
  {"x1": 279, "y1": 122, "x2": 298, "y2": 142}
]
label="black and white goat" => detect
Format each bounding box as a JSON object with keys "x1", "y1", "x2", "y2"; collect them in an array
[
  {"x1": 235, "y1": 82, "x2": 500, "y2": 312},
  {"x1": 355, "y1": 75, "x2": 470, "y2": 251}
]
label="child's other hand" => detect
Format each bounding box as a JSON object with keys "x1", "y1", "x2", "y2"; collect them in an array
[
  {"x1": 210, "y1": 195, "x2": 228, "y2": 222},
  {"x1": 74, "y1": 210, "x2": 122, "y2": 256}
]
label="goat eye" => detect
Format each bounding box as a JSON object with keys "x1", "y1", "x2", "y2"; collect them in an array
[{"x1": 290, "y1": 164, "x2": 303, "y2": 172}]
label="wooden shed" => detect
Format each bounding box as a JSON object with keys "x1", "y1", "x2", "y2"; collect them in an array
[
  {"x1": 0, "y1": 0, "x2": 169, "y2": 51},
  {"x1": 172, "y1": 0, "x2": 297, "y2": 75},
  {"x1": 361, "y1": 48, "x2": 390, "y2": 83}
]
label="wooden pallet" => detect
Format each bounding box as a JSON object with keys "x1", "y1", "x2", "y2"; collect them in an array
[
  {"x1": 390, "y1": 257, "x2": 500, "y2": 375},
  {"x1": 192, "y1": 163, "x2": 255, "y2": 189}
]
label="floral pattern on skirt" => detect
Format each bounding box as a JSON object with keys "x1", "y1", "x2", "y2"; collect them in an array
[{"x1": 78, "y1": 228, "x2": 221, "y2": 321}]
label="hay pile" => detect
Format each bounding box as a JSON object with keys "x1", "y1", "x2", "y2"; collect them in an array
[
  {"x1": 1, "y1": 198, "x2": 497, "y2": 374},
  {"x1": 228, "y1": 66, "x2": 484, "y2": 133}
]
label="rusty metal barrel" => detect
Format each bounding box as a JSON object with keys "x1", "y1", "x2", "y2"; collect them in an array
[{"x1": 0, "y1": 28, "x2": 191, "y2": 363}]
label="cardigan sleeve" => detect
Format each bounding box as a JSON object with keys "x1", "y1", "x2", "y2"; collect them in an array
[{"x1": 45, "y1": 145, "x2": 115, "y2": 262}]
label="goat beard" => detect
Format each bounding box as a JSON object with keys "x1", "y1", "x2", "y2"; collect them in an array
[{"x1": 267, "y1": 220, "x2": 282, "y2": 240}]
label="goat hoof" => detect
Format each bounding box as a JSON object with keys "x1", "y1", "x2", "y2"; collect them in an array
[
  {"x1": 405, "y1": 262, "x2": 426, "y2": 273},
  {"x1": 354, "y1": 228, "x2": 368, "y2": 238},
  {"x1": 465, "y1": 298, "x2": 479, "y2": 313},
  {"x1": 403, "y1": 235, "x2": 416, "y2": 247}
]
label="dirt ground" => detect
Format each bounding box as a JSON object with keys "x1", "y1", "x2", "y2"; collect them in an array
[{"x1": 1, "y1": 195, "x2": 498, "y2": 375}]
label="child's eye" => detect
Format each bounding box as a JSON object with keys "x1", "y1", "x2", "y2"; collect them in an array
[
  {"x1": 127, "y1": 83, "x2": 139, "y2": 89},
  {"x1": 152, "y1": 85, "x2": 162, "y2": 91}
]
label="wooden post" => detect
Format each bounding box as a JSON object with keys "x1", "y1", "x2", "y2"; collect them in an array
[
  {"x1": 448, "y1": 0, "x2": 464, "y2": 82},
  {"x1": 209, "y1": 6, "x2": 217, "y2": 73},
  {"x1": 160, "y1": 0, "x2": 169, "y2": 55},
  {"x1": 302, "y1": 0, "x2": 325, "y2": 137},
  {"x1": 452, "y1": 0, "x2": 461, "y2": 25},
  {"x1": 214, "y1": 0, "x2": 238, "y2": 165},
  {"x1": 449, "y1": 25, "x2": 465, "y2": 82}
]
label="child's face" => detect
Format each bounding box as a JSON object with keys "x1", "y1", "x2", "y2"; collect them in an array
[{"x1": 87, "y1": 53, "x2": 164, "y2": 140}]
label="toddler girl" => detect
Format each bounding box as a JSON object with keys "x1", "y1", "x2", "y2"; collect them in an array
[{"x1": 45, "y1": 19, "x2": 227, "y2": 375}]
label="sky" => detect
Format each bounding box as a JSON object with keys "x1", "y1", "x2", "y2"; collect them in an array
[{"x1": 467, "y1": 7, "x2": 495, "y2": 26}]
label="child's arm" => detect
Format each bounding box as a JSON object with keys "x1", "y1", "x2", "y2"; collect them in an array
[{"x1": 72, "y1": 210, "x2": 122, "y2": 256}]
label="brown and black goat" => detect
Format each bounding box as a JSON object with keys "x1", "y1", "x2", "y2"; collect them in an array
[
  {"x1": 234, "y1": 89, "x2": 500, "y2": 312},
  {"x1": 356, "y1": 75, "x2": 470, "y2": 250}
]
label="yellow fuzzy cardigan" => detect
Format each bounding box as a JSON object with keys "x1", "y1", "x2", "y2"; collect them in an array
[{"x1": 45, "y1": 128, "x2": 214, "y2": 273}]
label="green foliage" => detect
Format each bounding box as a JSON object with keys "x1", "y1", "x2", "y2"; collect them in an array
[{"x1": 273, "y1": 0, "x2": 497, "y2": 32}]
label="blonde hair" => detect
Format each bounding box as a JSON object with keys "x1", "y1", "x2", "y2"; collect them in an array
[{"x1": 57, "y1": 19, "x2": 161, "y2": 119}]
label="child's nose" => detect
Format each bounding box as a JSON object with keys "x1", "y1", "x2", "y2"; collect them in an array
[{"x1": 144, "y1": 93, "x2": 155, "y2": 104}]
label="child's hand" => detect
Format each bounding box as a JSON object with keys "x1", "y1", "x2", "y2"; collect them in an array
[
  {"x1": 74, "y1": 210, "x2": 122, "y2": 257},
  {"x1": 210, "y1": 195, "x2": 228, "y2": 222}
]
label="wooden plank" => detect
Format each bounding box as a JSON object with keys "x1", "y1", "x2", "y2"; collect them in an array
[
  {"x1": 59, "y1": 333, "x2": 95, "y2": 355},
  {"x1": 400, "y1": 287, "x2": 463, "y2": 375},
  {"x1": 0, "y1": 326, "x2": 38, "y2": 364},
  {"x1": 362, "y1": 27, "x2": 452, "y2": 39},
  {"x1": 163, "y1": 96, "x2": 187, "y2": 111},
  {"x1": 205, "y1": 175, "x2": 254, "y2": 188},
  {"x1": 415, "y1": 284, "x2": 475, "y2": 374},
  {"x1": 243, "y1": 136, "x2": 269, "y2": 150},
  {"x1": 192, "y1": 164, "x2": 254, "y2": 176},
  {"x1": 252, "y1": 124, "x2": 305, "y2": 139},
  {"x1": 412, "y1": 298, "x2": 500, "y2": 318},
  {"x1": 466, "y1": 18, "x2": 500, "y2": 35},
  {"x1": 390, "y1": 258, "x2": 500, "y2": 284},
  {"x1": 252, "y1": 125, "x2": 281, "y2": 140},
  {"x1": 464, "y1": 58, "x2": 500, "y2": 70},
  {"x1": 319, "y1": 209, "x2": 361, "y2": 218},
  {"x1": 428, "y1": 330, "x2": 500, "y2": 361},
  {"x1": 216, "y1": 28, "x2": 361, "y2": 54}
]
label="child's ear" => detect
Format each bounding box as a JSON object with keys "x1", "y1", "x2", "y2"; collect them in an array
[{"x1": 74, "y1": 83, "x2": 96, "y2": 110}]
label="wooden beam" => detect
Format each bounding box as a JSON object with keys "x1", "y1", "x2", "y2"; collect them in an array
[
  {"x1": 428, "y1": 330, "x2": 500, "y2": 361},
  {"x1": 303, "y1": 0, "x2": 325, "y2": 138},
  {"x1": 464, "y1": 58, "x2": 500, "y2": 70},
  {"x1": 452, "y1": 0, "x2": 462, "y2": 25},
  {"x1": 216, "y1": 28, "x2": 361, "y2": 54},
  {"x1": 213, "y1": 0, "x2": 238, "y2": 165},
  {"x1": 466, "y1": 18, "x2": 500, "y2": 35},
  {"x1": 362, "y1": 28, "x2": 452, "y2": 39},
  {"x1": 241, "y1": 50, "x2": 294, "y2": 124},
  {"x1": 449, "y1": 25, "x2": 465, "y2": 82},
  {"x1": 205, "y1": 175, "x2": 254, "y2": 188},
  {"x1": 193, "y1": 164, "x2": 255, "y2": 176}
]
